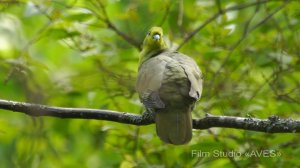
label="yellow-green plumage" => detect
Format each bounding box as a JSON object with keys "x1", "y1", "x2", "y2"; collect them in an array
[{"x1": 136, "y1": 27, "x2": 203, "y2": 145}]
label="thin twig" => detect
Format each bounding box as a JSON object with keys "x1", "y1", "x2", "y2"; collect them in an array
[
  {"x1": 92, "y1": 0, "x2": 141, "y2": 50},
  {"x1": 215, "y1": 0, "x2": 223, "y2": 14},
  {"x1": 159, "y1": 2, "x2": 172, "y2": 26},
  {"x1": 177, "y1": 0, "x2": 184, "y2": 27},
  {"x1": 207, "y1": 1, "x2": 290, "y2": 98},
  {"x1": 176, "y1": 12, "x2": 220, "y2": 50},
  {"x1": 176, "y1": 0, "x2": 274, "y2": 50}
]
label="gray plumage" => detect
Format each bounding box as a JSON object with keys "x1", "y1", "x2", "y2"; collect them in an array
[{"x1": 136, "y1": 50, "x2": 202, "y2": 145}]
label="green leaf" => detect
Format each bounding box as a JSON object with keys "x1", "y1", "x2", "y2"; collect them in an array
[{"x1": 48, "y1": 28, "x2": 81, "y2": 39}]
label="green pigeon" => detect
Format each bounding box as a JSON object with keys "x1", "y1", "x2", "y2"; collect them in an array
[{"x1": 136, "y1": 27, "x2": 203, "y2": 145}]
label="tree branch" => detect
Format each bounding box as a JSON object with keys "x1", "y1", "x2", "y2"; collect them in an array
[
  {"x1": 194, "y1": 114, "x2": 300, "y2": 133},
  {"x1": 0, "y1": 99, "x2": 300, "y2": 133},
  {"x1": 0, "y1": 99, "x2": 152, "y2": 125}
]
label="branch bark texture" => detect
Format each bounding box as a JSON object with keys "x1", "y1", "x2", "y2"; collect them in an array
[{"x1": 0, "y1": 99, "x2": 299, "y2": 133}]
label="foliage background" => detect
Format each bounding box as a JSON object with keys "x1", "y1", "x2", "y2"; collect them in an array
[{"x1": 0, "y1": 0, "x2": 300, "y2": 167}]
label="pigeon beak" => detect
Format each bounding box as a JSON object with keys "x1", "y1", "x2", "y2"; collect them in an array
[{"x1": 153, "y1": 34, "x2": 160, "y2": 40}]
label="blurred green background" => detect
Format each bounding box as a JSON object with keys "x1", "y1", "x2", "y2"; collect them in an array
[{"x1": 0, "y1": 0, "x2": 300, "y2": 167}]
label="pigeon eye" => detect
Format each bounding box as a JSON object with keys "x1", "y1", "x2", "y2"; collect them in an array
[{"x1": 147, "y1": 31, "x2": 151, "y2": 36}]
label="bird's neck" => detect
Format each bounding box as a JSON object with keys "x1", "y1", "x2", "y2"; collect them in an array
[{"x1": 139, "y1": 44, "x2": 167, "y2": 67}]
